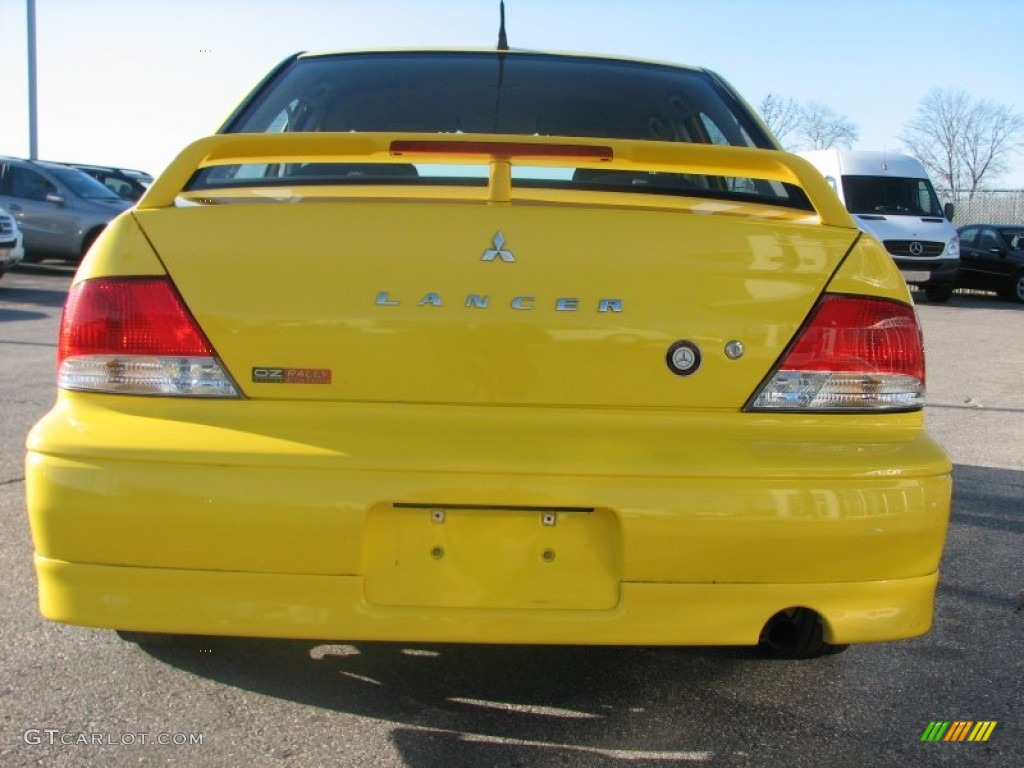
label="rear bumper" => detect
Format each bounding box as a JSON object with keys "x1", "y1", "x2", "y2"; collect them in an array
[
  {"x1": 36, "y1": 556, "x2": 939, "y2": 645},
  {"x1": 895, "y1": 257, "x2": 959, "y2": 287},
  {"x1": 26, "y1": 394, "x2": 952, "y2": 646},
  {"x1": 0, "y1": 239, "x2": 24, "y2": 268}
]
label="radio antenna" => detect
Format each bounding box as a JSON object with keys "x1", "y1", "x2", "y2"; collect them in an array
[{"x1": 497, "y1": 1, "x2": 509, "y2": 51}]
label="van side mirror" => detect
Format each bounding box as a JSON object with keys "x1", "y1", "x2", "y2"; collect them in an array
[
  {"x1": 943, "y1": 202, "x2": 955, "y2": 221},
  {"x1": 45, "y1": 193, "x2": 66, "y2": 206}
]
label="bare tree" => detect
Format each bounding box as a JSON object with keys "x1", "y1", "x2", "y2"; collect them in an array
[
  {"x1": 796, "y1": 101, "x2": 859, "y2": 150},
  {"x1": 758, "y1": 94, "x2": 802, "y2": 149},
  {"x1": 901, "y1": 88, "x2": 1024, "y2": 200},
  {"x1": 758, "y1": 95, "x2": 859, "y2": 152}
]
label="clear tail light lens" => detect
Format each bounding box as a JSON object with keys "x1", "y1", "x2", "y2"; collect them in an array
[
  {"x1": 748, "y1": 294, "x2": 924, "y2": 412},
  {"x1": 57, "y1": 277, "x2": 239, "y2": 397}
]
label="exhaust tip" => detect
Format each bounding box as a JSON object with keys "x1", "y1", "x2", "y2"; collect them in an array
[{"x1": 757, "y1": 607, "x2": 848, "y2": 660}]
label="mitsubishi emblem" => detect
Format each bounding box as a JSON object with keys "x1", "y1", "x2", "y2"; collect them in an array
[{"x1": 482, "y1": 231, "x2": 515, "y2": 262}]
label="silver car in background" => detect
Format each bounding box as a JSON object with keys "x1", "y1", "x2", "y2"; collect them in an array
[
  {"x1": 0, "y1": 206, "x2": 25, "y2": 279},
  {"x1": 0, "y1": 158, "x2": 132, "y2": 263}
]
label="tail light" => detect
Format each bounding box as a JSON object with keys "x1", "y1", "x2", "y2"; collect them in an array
[
  {"x1": 748, "y1": 294, "x2": 924, "y2": 412},
  {"x1": 389, "y1": 140, "x2": 614, "y2": 161},
  {"x1": 57, "y1": 277, "x2": 239, "y2": 397}
]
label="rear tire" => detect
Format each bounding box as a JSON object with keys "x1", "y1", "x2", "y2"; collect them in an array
[
  {"x1": 1002, "y1": 271, "x2": 1024, "y2": 303},
  {"x1": 924, "y1": 283, "x2": 954, "y2": 303}
]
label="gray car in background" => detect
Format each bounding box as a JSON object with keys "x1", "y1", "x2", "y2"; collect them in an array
[{"x1": 0, "y1": 158, "x2": 132, "y2": 263}]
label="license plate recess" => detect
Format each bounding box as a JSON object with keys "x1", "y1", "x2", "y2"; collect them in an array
[{"x1": 363, "y1": 504, "x2": 620, "y2": 610}]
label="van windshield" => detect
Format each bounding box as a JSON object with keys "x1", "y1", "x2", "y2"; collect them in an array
[{"x1": 841, "y1": 175, "x2": 943, "y2": 217}]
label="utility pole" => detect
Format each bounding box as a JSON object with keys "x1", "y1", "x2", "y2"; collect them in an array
[{"x1": 27, "y1": 0, "x2": 38, "y2": 159}]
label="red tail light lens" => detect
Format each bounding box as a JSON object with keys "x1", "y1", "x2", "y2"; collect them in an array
[
  {"x1": 748, "y1": 294, "x2": 924, "y2": 412},
  {"x1": 59, "y1": 278, "x2": 212, "y2": 360},
  {"x1": 58, "y1": 277, "x2": 238, "y2": 397}
]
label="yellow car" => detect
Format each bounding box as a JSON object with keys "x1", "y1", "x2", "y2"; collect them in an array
[{"x1": 26, "y1": 50, "x2": 951, "y2": 658}]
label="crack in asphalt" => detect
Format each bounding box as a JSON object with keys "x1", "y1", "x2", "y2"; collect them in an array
[
  {"x1": 0, "y1": 477, "x2": 25, "y2": 487},
  {"x1": 928, "y1": 402, "x2": 1024, "y2": 414},
  {"x1": 0, "y1": 339, "x2": 59, "y2": 348}
]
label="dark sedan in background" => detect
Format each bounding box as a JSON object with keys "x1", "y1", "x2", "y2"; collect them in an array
[{"x1": 956, "y1": 224, "x2": 1024, "y2": 302}]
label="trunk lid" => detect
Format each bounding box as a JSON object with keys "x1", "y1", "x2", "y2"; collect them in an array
[
  {"x1": 132, "y1": 133, "x2": 859, "y2": 409},
  {"x1": 135, "y1": 203, "x2": 857, "y2": 409}
]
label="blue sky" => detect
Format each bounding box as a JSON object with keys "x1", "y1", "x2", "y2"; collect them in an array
[{"x1": 2, "y1": 0, "x2": 1023, "y2": 187}]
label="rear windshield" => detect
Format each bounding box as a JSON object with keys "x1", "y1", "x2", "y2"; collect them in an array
[
  {"x1": 193, "y1": 52, "x2": 808, "y2": 210},
  {"x1": 49, "y1": 166, "x2": 123, "y2": 201},
  {"x1": 1001, "y1": 229, "x2": 1024, "y2": 249}
]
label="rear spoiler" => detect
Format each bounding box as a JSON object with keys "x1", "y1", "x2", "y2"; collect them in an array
[{"x1": 138, "y1": 132, "x2": 853, "y2": 227}]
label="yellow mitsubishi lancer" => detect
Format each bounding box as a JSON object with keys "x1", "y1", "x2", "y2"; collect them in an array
[{"x1": 26, "y1": 49, "x2": 951, "y2": 659}]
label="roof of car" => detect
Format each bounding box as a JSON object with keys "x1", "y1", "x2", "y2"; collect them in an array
[
  {"x1": 959, "y1": 223, "x2": 1024, "y2": 230},
  {"x1": 0, "y1": 156, "x2": 85, "y2": 172},
  {"x1": 64, "y1": 163, "x2": 153, "y2": 176},
  {"x1": 296, "y1": 47, "x2": 709, "y2": 74}
]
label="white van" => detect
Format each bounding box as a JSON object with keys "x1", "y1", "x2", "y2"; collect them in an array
[{"x1": 798, "y1": 150, "x2": 959, "y2": 302}]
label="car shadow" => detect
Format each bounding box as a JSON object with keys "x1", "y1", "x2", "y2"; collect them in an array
[
  {"x1": 949, "y1": 462, "x2": 1024, "y2": 533},
  {"x1": 11, "y1": 261, "x2": 77, "y2": 276},
  {"x1": 131, "y1": 638, "x2": 844, "y2": 765},
  {"x1": 0, "y1": 307, "x2": 51, "y2": 323},
  {"x1": 0, "y1": 284, "x2": 71, "y2": 311},
  {"x1": 931, "y1": 462, "x2": 1023, "y2": 641},
  {"x1": 914, "y1": 288, "x2": 1023, "y2": 311}
]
